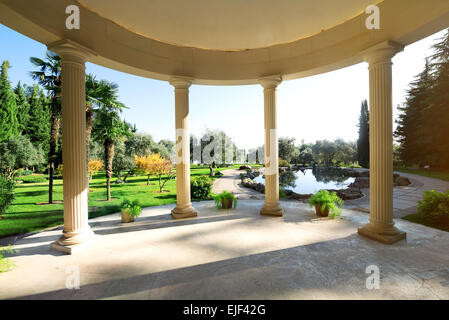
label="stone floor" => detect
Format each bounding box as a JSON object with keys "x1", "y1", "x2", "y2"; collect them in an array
[{"x1": 1, "y1": 200, "x2": 449, "y2": 300}]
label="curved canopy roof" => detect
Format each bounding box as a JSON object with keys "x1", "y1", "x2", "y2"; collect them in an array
[{"x1": 1, "y1": 0, "x2": 449, "y2": 84}]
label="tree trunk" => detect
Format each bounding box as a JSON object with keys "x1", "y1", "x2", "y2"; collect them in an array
[
  {"x1": 48, "y1": 114, "x2": 60, "y2": 204},
  {"x1": 85, "y1": 103, "x2": 93, "y2": 185},
  {"x1": 104, "y1": 139, "x2": 114, "y2": 201}
]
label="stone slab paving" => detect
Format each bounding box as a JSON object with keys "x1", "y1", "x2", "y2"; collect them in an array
[
  {"x1": 1, "y1": 200, "x2": 449, "y2": 300},
  {"x1": 212, "y1": 169, "x2": 264, "y2": 200}
]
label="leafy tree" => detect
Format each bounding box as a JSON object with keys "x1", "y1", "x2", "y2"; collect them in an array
[
  {"x1": 88, "y1": 159, "x2": 103, "y2": 181},
  {"x1": 14, "y1": 81, "x2": 30, "y2": 135},
  {"x1": 112, "y1": 138, "x2": 134, "y2": 180},
  {"x1": 0, "y1": 135, "x2": 45, "y2": 178},
  {"x1": 0, "y1": 174, "x2": 15, "y2": 216},
  {"x1": 357, "y1": 99, "x2": 370, "y2": 168},
  {"x1": 30, "y1": 52, "x2": 61, "y2": 203},
  {"x1": 0, "y1": 61, "x2": 19, "y2": 142},
  {"x1": 278, "y1": 137, "x2": 297, "y2": 164}
]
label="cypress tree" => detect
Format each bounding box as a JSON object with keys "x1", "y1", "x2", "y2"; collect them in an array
[
  {"x1": 395, "y1": 59, "x2": 433, "y2": 167},
  {"x1": 357, "y1": 99, "x2": 370, "y2": 168},
  {"x1": 428, "y1": 29, "x2": 449, "y2": 168},
  {"x1": 27, "y1": 85, "x2": 50, "y2": 149},
  {"x1": 14, "y1": 81, "x2": 30, "y2": 135},
  {"x1": 0, "y1": 61, "x2": 19, "y2": 142}
]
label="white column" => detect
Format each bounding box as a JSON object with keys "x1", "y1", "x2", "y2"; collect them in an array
[
  {"x1": 170, "y1": 77, "x2": 198, "y2": 219},
  {"x1": 48, "y1": 40, "x2": 96, "y2": 254},
  {"x1": 260, "y1": 76, "x2": 283, "y2": 216},
  {"x1": 358, "y1": 41, "x2": 406, "y2": 244}
]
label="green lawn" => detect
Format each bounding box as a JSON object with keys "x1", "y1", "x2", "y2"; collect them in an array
[
  {"x1": 395, "y1": 167, "x2": 449, "y2": 182},
  {"x1": 0, "y1": 166, "x2": 233, "y2": 238}
]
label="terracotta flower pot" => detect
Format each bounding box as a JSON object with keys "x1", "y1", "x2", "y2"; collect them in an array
[
  {"x1": 222, "y1": 198, "x2": 234, "y2": 209},
  {"x1": 121, "y1": 210, "x2": 135, "y2": 223},
  {"x1": 315, "y1": 204, "x2": 329, "y2": 217}
]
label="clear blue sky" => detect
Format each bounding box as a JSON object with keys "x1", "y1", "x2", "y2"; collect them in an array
[{"x1": 0, "y1": 24, "x2": 445, "y2": 150}]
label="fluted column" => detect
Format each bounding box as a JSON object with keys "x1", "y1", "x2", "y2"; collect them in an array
[
  {"x1": 48, "y1": 40, "x2": 96, "y2": 254},
  {"x1": 170, "y1": 77, "x2": 197, "y2": 219},
  {"x1": 260, "y1": 76, "x2": 283, "y2": 216},
  {"x1": 358, "y1": 41, "x2": 406, "y2": 244}
]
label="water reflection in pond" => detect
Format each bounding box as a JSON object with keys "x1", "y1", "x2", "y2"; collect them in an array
[{"x1": 253, "y1": 168, "x2": 355, "y2": 194}]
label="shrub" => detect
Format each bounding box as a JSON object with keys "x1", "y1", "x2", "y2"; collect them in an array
[
  {"x1": 120, "y1": 199, "x2": 142, "y2": 218},
  {"x1": 418, "y1": 190, "x2": 449, "y2": 226},
  {"x1": 191, "y1": 176, "x2": 212, "y2": 199},
  {"x1": 213, "y1": 190, "x2": 237, "y2": 209},
  {"x1": 16, "y1": 169, "x2": 33, "y2": 177},
  {"x1": 0, "y1": 246, "x2": 16, "y2": 273},
  {"x1": 279, "y1": 188, "x2": 287, "y2": 199},
  {"x1": 279, "y1": 158, "x2": 291, "y2": 167},
  {"x1": 0, "y1": 175, "x2": 15, "y2": 214},
  {"x1": 20, "y1": 175, "x2": 47, "y2": 183},
  {"x1": 309, "y1": 190, "x2": 344, "y2": 218}
]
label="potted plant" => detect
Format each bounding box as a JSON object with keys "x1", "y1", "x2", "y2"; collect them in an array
[
  {"x1": 213, "y1": 191, "x2": 237, "y2": 210},
  {"x1": 120, "y1": 199, "x2": 142, "y2": 223},
  {"x1": 309, "y1": 190, "x2": 344, "y2": 218}
]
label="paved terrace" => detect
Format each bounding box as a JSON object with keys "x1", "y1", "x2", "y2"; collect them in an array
[{"x1": 1, "y1": 200, "x2": 449, "y2": 300}]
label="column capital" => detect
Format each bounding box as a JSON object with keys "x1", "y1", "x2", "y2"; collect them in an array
[
  {"x1": 169, "y1": 76, "x2": 193, "y2": 89},
  {"x1": 48, "y1": 39, "x2": 97, "y2": 64},
  {"x1": 361, "y1": 40, "x2": 404, "y2": 65},
  {"x1": 259, "y1": 75, "x2": 282, "y2": 90}
]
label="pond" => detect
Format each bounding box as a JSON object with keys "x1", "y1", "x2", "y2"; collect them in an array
[{"x1": 253, "y1": 168, "x2": 355, "y2": 194}]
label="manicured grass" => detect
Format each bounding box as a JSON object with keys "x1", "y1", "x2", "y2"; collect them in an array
[
  {"x1": 395, "y1": 167, "x2": 449, "y2": 182},
  {"x1": 0, "y1": 166, "x2": 233, "y2": 238}
]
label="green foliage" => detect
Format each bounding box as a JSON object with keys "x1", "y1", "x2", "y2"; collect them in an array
[
  {"x1": 20, "y1": 175, "x2": 47, "y2": 184},
  {"x1": 279, "y1": 188, "x2": 287, "y2": 199},
  {"x1": 191, "y1": 175, "x2": 212, "y2": 199},
  {"x1": 0, "y1": 135, "x2": 46, "y2": 178},
  {"x1": 0, "y1": 61, "x2": 19, "y2": 142},
  {"x1": 418, "y1": 190, "x2": 449, "y2": 225},
  {"x1": 309, "y1": 190, "x2": 344, "y2": 218},
  {"x1": 357, "y1": 99, "x2": 370, "y2": 168},
  {"x1": 14, "y1": 81, "x2": 30, "y2": 135},
  {"x1": 120, "y1": 198, "x2": 142, "y2": 218},
  {"x1": 395, "y1": 29, "x2": 449, "y2": 168},
  {"x1": 213, "y1": 190, "x2": 237, "y2": 209},
  {"x1": 279, "y1": 158, "x2": 290, "y2": 167},
  {"x1": 0, "y1": 245, "x2": 17, "y2": 273},
  {"x1": 278, "y1": 137, "x2": 297, "y2": 164},
  {"x1": 26, "y1": 85, "x2": 50, "y2": 149},
  {"x1": 16, "y1": 169, "x2": 33, "y2": 177},
  {"x1": 0, "y1": 175, "x2": 15, "y2": 214}
]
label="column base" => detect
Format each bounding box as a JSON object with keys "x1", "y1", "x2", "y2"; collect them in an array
[
  {"x1": 171, "y1": 204, "x2": 198, "y2": 219},
  {"x1": 50, "y1": 229, "x2": 95, "y2": 254},
  {"x1": 358, "y1": 224, "x2": 406, "y2": 244},
  {"x1": 260, "y1": 203, "x2": 283, "y2": 217}
]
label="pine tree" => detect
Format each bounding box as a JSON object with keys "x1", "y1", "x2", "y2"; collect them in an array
[
  {"x1": 0, "y1": 61, "x2": 19, "y2": 142},
  {"x1": 14, "y1": 81, "x2": 30, "y2": 135},
  {"x1": 357, "y1": 99, "x2": 370, "y2": 168}
]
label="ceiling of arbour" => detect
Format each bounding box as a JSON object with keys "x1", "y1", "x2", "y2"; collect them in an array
[{"x1": 77, "y1": 0, "x2": 379, "y2": 50}]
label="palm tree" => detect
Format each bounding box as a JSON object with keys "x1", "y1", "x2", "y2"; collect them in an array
[
  {"x1": 91, "y1": 80, "x2": 129, "y2": 200},
  {"x1": 30, "y1": 52, "x2": 61, "y2": 204}
]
